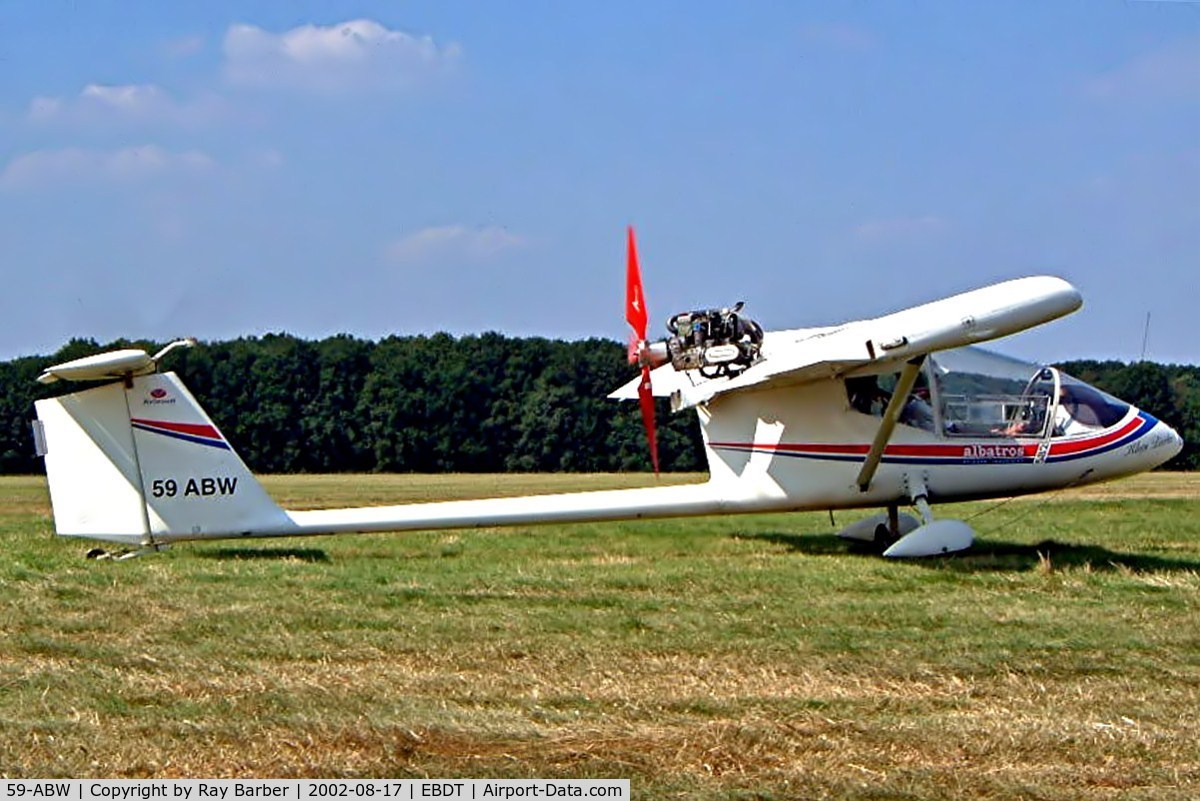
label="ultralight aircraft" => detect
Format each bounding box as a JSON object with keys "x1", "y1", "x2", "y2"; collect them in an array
[{"x1": 31, "y1": 229, "x2": 1183, "y2": 559}]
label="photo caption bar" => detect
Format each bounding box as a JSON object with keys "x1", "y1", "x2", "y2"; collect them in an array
[{"x1": 0, "y1": 781, "x2": 628, "y2": 801}]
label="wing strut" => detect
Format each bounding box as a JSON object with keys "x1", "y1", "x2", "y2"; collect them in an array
[{"x1": 856, "y1": 356, "x2": 926, "y2": 492}]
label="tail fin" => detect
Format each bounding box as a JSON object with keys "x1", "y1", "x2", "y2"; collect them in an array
[{"x1": 35, "y1": 370, "x2": 293, "y2": 545}]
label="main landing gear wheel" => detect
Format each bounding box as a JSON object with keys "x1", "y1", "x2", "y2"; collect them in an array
[
  {"x1": 880, "y1": 489, "x2": 975, "y2": 558},
  {"x1": 836, "y1": 507, "x2": 920, "y2": 553}
]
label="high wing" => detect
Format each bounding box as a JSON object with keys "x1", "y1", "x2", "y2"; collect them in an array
[{"x1": 610, "y1": 276, "x2": 1082, "y2": 410}]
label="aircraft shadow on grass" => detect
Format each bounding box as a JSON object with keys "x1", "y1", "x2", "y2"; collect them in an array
[
  {"x1": 197, "y1": 535, "x2": 1197, "y2": 572},
  {"x1": 736, "y1": 531, "x2": 1200, "y2": 574},
  {"x1": 193, "y1": 532, "x2": 1197, "y2": 573},
  {"x1": 199, "y1": 547, "x2": 330, "y2": 563}
]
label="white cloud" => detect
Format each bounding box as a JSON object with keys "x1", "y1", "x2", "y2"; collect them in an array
[
  {"x1": 854, "y1": 215, "x2": 948, "y2": 243},
  {"x1": 27, "y1": 83, "x2": 227, "y2": 128},
  {"x1": 386, "y1": 225, "x2": 525, "y2": 266},
  {"x1": 223, "y1": 18, "x2": 461, "y2": 93},
  {"x1": 0, "y1": 146, "x2": 217, "y2": 190},
  {"x1": 1086, "y1": 36, "x2": 1200, "y2": 103}
]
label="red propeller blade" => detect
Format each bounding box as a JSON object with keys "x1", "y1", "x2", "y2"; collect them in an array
[
  {"x1": 625, "y1": 226, "x2": 648, "y2": 359},
  {"x1": 626, "y1": 226, "x2": 658, "y2": 474},
  {"x1": 638, "y1": 365, "x2": 659, "y2": 475}
]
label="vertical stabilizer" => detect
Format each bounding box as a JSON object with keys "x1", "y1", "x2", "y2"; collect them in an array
[
  {"x1": 36, "y1": 381, "x2": 150, "y2": 544},
  {"x1": 36, "y1": 372, "x2": 293, "y2": 545}
]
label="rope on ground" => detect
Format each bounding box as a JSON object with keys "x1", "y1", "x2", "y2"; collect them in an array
[{"x1": 962, "y1": 469, "x2": 1094, "y2": 538}]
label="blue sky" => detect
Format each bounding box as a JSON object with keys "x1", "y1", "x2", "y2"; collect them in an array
[{"x1": 1, "y1": 2, "x2": 1196, "y2": 365}]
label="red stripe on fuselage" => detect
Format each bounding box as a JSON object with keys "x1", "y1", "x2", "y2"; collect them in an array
[
  {"x1": 708, "y1": 441, "x2": 1038, "y2": 458},
  {"x1": 130, "y1": 418, "x2": 223, "y2": 441},
  {"x1": 1045, "y1": 416, "x2": 1142, "y2": 456},
  {"x1": 710, "y1": 413, "x2": 1144, "y2": 461}
]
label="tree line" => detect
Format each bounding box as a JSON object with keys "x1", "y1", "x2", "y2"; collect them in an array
[
  {"x1": 0, "y1": 333, "x2": 704, "y2": 475},
  {"x1": 0, "y1": 333, "x2": 1195, "y2": 474}
]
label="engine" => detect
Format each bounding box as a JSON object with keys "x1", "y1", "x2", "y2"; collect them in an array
[{"x1": 665, "y1": 302, "x2": 763, "y2": 378}]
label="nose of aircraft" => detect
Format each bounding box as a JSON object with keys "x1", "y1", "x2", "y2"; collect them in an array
[
  {"x1": 1151, "y1": 417, "x2": 1185, "y2": 467},
  {"x1": 1108, "y1": 411, "x2": 1184, "y2": 478},
  {"x1": 1164, "y1": 420, "x2": 1184, "y2": 461}
]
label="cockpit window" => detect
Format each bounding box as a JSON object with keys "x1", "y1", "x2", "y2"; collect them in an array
[
  {"x1": 930, "y1": 348, "x2": 1052, "y2": 437},
  {"x1": 847, "y1": 348, "x2": 1133, "y2": 440},
  {"x1": 1053, "y1": 373, "x2": 1130, "y2": 435},
  {"x1": 845, "y1": 371, "x2": 937, "y2": 432},
  {"x1": 846, "y1": 374, "x2": 891, "y2": 417}
]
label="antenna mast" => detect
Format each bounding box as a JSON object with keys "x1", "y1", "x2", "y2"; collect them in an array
[{"x1": 1139, "y1": 312, "x2": 1151, "y2": 362}]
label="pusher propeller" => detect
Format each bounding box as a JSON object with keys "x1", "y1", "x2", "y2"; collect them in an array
[{"x1": 625, "y1": 226, "x2": 660, "y2": 474}]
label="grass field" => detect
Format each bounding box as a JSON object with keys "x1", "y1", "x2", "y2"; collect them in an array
[{"x1": 1, "y1": 473, "x2": 1198, "y2": 798}]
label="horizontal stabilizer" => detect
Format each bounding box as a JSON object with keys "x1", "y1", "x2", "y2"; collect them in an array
[
  {"x1": 38, "y1": 339, "x2": 196, "y2": 384},
  {"x1": 38, "y1": 349, "x2": 156, "y2": 385}
]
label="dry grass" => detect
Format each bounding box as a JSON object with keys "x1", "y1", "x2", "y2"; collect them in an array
[{"x1": 1045, "y1": 472, "x2": 1199, "y2": 500}]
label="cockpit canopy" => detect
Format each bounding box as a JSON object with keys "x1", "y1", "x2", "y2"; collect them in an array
[{"x1": 847, "y1": 346, "x2": 1132, "y2": 439}]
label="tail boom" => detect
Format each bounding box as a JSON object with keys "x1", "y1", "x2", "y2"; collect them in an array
[
  {"x1": 36, "y1": 369, "x2": 781, "y2": 547},
  {"x1": 283, "y1": 482, "x2": 735, "y2": 538}
]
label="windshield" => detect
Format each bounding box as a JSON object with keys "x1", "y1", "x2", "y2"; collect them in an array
[
  {"x1": 927, "y1": 348, "x2": 1133, "y2": 438},
  {"x1": 930, "y1": 347, "x2": 1052, "y2": 437},
  {"x1": 1053, "y1": 372, "x2": 1131, "y2": 435},
  {"x1": 847, "y1": 347, "x2": 1134, "y2": 439}
]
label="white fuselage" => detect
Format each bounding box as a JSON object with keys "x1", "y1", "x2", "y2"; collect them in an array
[{"x1": 698, "y1": 379, "x2": 1181, "y2": 510}]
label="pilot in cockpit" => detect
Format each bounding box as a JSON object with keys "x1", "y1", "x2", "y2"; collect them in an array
[
  {"x1": 900, "y1": 379, "x2": 936, "y2": 431},
  {"x1": 1001, "y1": 384, "x2": 1094, "y2": 437},
  {"x1": 1053, "y1": 385, "x2": 1100, "y2": 437}
]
